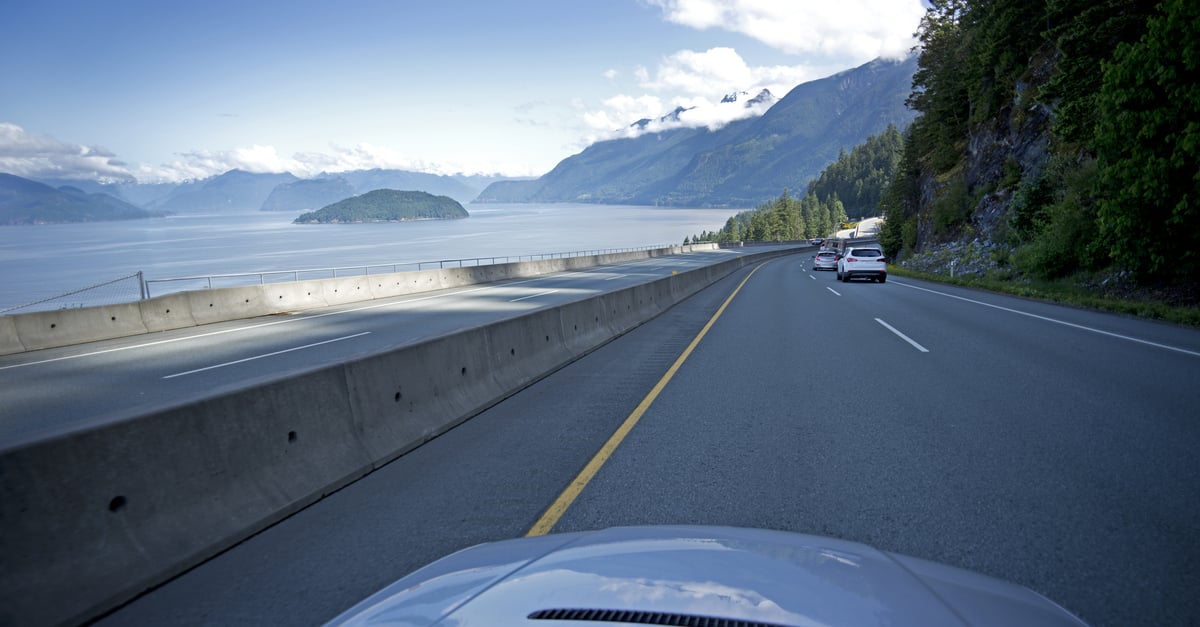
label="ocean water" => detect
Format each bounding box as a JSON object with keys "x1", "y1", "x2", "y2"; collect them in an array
[{"x1": 0, "y1": 203, "x2": 741, "y2": 311}]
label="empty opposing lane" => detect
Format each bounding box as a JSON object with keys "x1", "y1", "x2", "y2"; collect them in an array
[{"x1": 0, "y1": 248, "x2": 766, "y2": 448}]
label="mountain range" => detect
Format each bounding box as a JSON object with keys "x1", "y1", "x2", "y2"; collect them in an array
[
  {"x1": 0, "y1": 174, "x2": 165, "y2": 225},
  {"x1": 3, "y1": 56, "x2": 918, "y2": 222},
  {"x1": 477, "y1": 56, "x2": 918, "y2": 207}
]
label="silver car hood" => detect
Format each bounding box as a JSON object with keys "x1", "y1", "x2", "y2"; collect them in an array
[{"x1": 327, "y1": 525, "x2": 1087, "y2": 627}]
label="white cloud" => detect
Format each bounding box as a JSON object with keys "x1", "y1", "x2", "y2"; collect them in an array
[
  {"x1": 0, "y1": 123, "x2": 136, "y2": 183},
  {"x1": 640, "y1": 47, "x2": 811, "y2": 97},
  {"x1": 133, "y1": 142, "x2": 539, "y2": 184},
  {"x1": 575, "y1": 1, "x2": 923, "y2": 146},
  {"x1": 645, "y1": 0, "x2": 924, "y2": 60},
  {"x1": 578, "y1": 47, "x2": 807, "y2": 143}
]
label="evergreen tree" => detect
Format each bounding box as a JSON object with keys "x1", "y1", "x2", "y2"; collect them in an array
[
  {"x1": 800, "y1": 194, "x2": 818, "y2": 239},
  {"x1": 830, "y1": 196, "x2": 849, "y2": 228},
  {"x1": 1094, "y1": 0, "x2": 1199, "y2": 279},
  {"x1": 1043, "y1": 0, "x2": 1157, "y2": 148},
  {"x1": 724, "y1": 216, "x2": 741, "y2": 241},
  {"x1": 908, "y1": 0, "x2": 970, "y2": 173}
]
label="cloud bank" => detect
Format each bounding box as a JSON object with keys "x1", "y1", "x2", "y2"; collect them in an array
[
  {"x1": 0, "y1": 124, "x2": 532, "y2": 185},
  {"x1": 0, "y1": 123, "x2": 136, "y2": 184},
  {"x1": 646, "y1": 0, "x2": 923, "y2": 60},
  {"x1": 581, "y1": 0, "x2": 922, "y2": 143},
  {"x1": 139, "y1": 144, "x2": 536, "y2": 183},
  {"x1": 580, "y1": 47, "x2": 811, "y2": 144}
]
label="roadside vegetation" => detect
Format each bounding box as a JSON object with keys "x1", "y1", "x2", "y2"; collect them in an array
[
  {"x1": 880, "y1": 0, "x2": 1198, "y2": 308},
  {"x1": 889, "y1": 264, "x2": 1200, "y2": 327},
  {"x1": 690, "y1": 0, "x2": 1199, "y2": 325}
]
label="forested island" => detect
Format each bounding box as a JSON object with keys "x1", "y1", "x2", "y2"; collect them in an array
[{"x1": 294, "y1": 189, "x2": 468, "y2": 224}]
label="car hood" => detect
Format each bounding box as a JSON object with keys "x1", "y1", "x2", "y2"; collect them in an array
[{"x1": 326, "y1": 525, "x2": 1087, "y2": 627}]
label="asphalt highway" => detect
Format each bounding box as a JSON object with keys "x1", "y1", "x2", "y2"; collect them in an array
[
  {"x1": 80, "y1": 253, "x2": 1200, "y2": 627},
  {"x1": 0, "y1": 247, "x2": 780, "y2": 450}
]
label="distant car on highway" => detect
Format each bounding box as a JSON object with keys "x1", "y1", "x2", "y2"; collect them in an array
[
  {"x1": 812, "y1": 250, "x2": 838, "y2": 271},
  {"x1": 810, "y1": 237, "x2": 825, "y2": 246},
  {"x1": 325, "y1": 526, "x2": 1090, "y2": 626},
  {"x1": 836, "y1": 246, "x2": 887, "y2": 283}
]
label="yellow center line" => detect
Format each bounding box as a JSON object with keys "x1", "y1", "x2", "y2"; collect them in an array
[{"x1": 525, "y1": 261, "x2": 770, "y2": 537}]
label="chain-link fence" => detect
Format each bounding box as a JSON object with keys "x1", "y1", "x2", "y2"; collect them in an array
[{"x1": 0, "y1": 272, "x2": 146, "y2": 315}]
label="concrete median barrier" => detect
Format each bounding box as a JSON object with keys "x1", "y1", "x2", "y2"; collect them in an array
[
  {"x1": 0, "y1": 244, "x2": 789, "y2": 627},
  {"x1": 0, "y1": 364, "x2": 377, "y2": 627}
]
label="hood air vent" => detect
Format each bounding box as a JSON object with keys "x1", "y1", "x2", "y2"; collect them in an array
[{"x1": 528, "y1": 608, "x2": 793, "y2": 627}]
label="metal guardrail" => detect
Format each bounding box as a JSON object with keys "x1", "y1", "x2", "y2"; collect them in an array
[{"x1": 141, "y1": 245, "x2": 670, "y2": 298}]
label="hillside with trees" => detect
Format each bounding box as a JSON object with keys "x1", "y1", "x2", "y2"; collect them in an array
[
  {"x1": 294, "y1": 189, "x2": 468, "y2": 224},
  {"x1": 478, "y1": 57, "x2": 916, "y2": 208},
  {"x1": 878, "y1": 0, "x2": 1197, "y2": 303},
  {"x1": 0, "y1": 173, "x2": 166, "y2": 224},
  {"x1": 688, "y1": 126, "x2": 904, "y2": 243}
]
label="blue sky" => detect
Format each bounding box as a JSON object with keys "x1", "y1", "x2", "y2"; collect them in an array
[{"x1": 0, "y1": 0, "x2": 926, "y2": 183}]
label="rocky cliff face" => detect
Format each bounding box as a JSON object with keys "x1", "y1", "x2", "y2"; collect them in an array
[{"x1": 910, "y1": 44, "x2": 1059, "y2": 271}]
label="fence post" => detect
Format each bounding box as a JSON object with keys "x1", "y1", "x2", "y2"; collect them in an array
[{"x1": 139, "y1": 271, "x2": 148, "y2": 300}]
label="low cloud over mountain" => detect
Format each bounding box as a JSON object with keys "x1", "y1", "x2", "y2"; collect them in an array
[{"x1": 0, "y1": 124, "x2": 135, "y2": 184}]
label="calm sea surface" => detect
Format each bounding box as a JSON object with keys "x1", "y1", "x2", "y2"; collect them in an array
[{"x1": 0, "y1": 203, "x2": 741, "y2": 311}]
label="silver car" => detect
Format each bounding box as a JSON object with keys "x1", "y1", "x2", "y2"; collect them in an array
[
  {"x1": 325, "y1": 526, "x2": 1089, "y2": 626},
  {"x1": 812, "y1": 250, "x2": 838, "y2": 271}
]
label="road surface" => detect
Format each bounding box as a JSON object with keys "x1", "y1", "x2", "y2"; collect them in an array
[{"x1": 75, "y1": 254, "x2": 1200, "y2": 627}]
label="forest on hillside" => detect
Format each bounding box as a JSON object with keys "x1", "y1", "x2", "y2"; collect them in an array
[
  {"x1": 878, "y1": 0, "x2": 1197, "y2": 290},
  {"x1": 689, "y1": 126, "x2": 903, "y2": 243}
]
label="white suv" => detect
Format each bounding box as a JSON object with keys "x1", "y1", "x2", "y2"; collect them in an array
[{"x1": 836, "y1": 246, "x2": 887, "y2": 283}]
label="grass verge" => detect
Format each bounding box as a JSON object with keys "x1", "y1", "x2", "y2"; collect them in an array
[{"x1": 889, "y1": 265, "x2": 1200, "y2": 327}]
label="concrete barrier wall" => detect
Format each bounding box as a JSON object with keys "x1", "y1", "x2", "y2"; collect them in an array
[
  {"x1": 9, "y1": 301, "x2": 151, "y2": 352},
  {"x1": 0, "y1": 244, "x2": 718, "y2": 356},
  {"x1": 0, "y1": 242, "x2": 778, "y2": 627},
  {"x1": 0, "y1": 314, "x2": 24, "y2": 354},
  {"x1": 138, "y1": 291, "x2": 200, "y2": 332}
]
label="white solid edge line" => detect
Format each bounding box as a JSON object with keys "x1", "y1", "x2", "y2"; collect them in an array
[
  {"x1": 876, "y1": 318, "x2": 929, "y2": 353},
  {"x1": 510, "y1": 289, "x2": 560, "y2": 303},
  {"x1": 891, "y1": 280, "x2": 1200, "y2": 359},
  {"x1": 163, "y1": 331, "x2": 372, "y2": 379}
]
